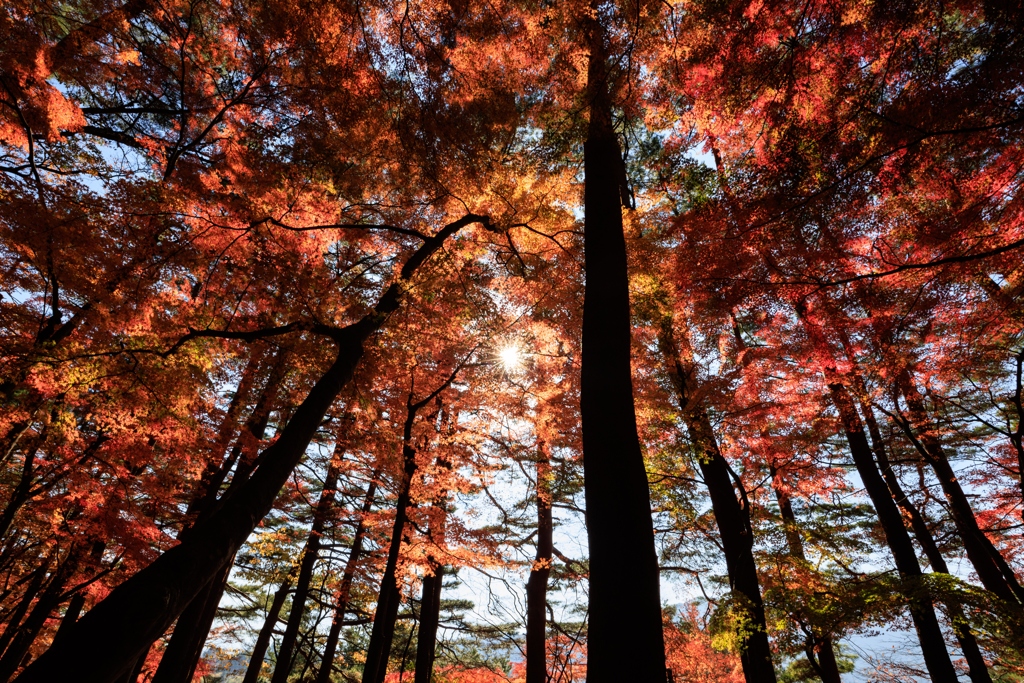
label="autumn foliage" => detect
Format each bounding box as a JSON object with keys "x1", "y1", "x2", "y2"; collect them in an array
[{"x1": 1, "y1": 0, "x2": 1023, "y2": 682}]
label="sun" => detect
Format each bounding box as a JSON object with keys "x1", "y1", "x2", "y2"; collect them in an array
[{"x1": 498, "y1": 345, "x2": 523, "y2": 372}]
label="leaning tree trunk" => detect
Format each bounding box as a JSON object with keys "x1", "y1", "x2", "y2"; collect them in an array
[
  {"x1": 850, "y1": 386, "x2": 992, "y2": 683},
  {"x1": 525, "y1": 441, "x2": 553, "y2": 683},
  {"x1": 13, "y1": 214, "x2": 491, "y2": 683},
  {"x1": 897, "y1": 370, "x2": 1024, "y2": 607},
  {"x1": 0, "y1": 545, "x2": 81, "y2": 682},
  {"x1": 799, "y1": 311, "x2": 958, "y2": 682},
  {"x1": 580, "y1": 13, "x2": 666, "y2": 683},
  {"x1": 151, "y1": 351, "x2": 290, "y2": 683},
  {"x1": 657, "y1": 318, "x2": 775, "y2": 683},
  {"x1": 0, "y1": 557, "x2": 51, "y2": 659},
  {"x1": 315, "y1": 471, "x2": 380, "y2": 683},
  {"x1": 827, "y1": 382, "x2": 958, "y2": 683}
]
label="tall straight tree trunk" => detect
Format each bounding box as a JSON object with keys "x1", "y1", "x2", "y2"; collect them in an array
[
  {"x1": 14, "y1": 214, "x2": 490, "y2": 683},
  {"x1": 270, "y1": 445, "x2": 345, "y2": 683},
  {"x1": 413, "y1": 456, "x2": 450, "y2": 683},
  {"x1": 525, "y1": 441, "x2": 553, "y2": 683},
  {"x1": 413, "y1": 565, "x2": 443, "y2": 683},
  {"x1": 363, "y1": 367, "x2": 463, "y2": 683},
  {"x1": 769, "y1": 467, "x2": 842, "y2": 683},
  {"x1": 315, "y1": 471, "x2": 380, "y2": 683},
  {"x1": 580, "y1": 13, "x2": 666, "y2": 683},
  {"x1": 657, "y1": 318, "x2": 775, "y2": 683},
  {"x1": 241, "y1": 576, "x2": 294, "y2": 683},
  {"x1": 827, "y1": 382, "x2": 958, "y2": 683},
  {"x1": 362, "y1": 403, "x2": 431, "y2": 683},
  {"x1": 852, "y1": 392, "x2": 992, "y2": 683},
  {"x1": 896, "y1": 370, "x2": 1024, "y2": 607}
]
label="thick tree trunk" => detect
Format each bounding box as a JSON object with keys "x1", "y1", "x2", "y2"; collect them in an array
[
  {"x1": 149, "y1": 564, "x2": 231, "y2": 683},
  {"x1": 828, "y1": 382, "x2": 958, "y2": 683},
  {"x1": 14, "y1": 215, "x2": 489, "y2": 683},
  {"x1": 269, "y1": 447, "x2": 344, "y2": 683},
  {"x1": 770, "y1": 470, "x2": 841, "y2": 683},
  {"x1": 51, "y1": 592, "x2": 86, "y2": 646},
  {"x1": 897, "y1": 371, "x2": 1024, "y2": 606},
  {"x1": 117, "y1": 653, "x2": 147, "y2": 683},
  {"x1": 241, "y1": 576, "x2": 294, "y2": 683},
  {"x1": 315, "y1": 473, "x2": 380, "y2": 683},
  {"x1": 852, "y1": 391, "x2": 992, "y2": 683},
  {"x1": 413, "y1": 565, "x2": 443, "y2": 683},
  {"x1": 526, "y1": 444, "x2": 553, "y2": 683},
  {"x1": 580, "y1": 16, "x2": 666, "y2": 683}
]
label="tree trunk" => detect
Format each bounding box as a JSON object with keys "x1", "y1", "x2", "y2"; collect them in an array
[
  {"x1": 315, "y1": 472, "x2": 380, "y2": 683},
  {"x1": 51, "y1": 592, "x2": 86, "y2": 646},
  {"x1": 14, "y1": 214, "x2": 488, "y2": 683},
  {"x1": 151, "y1": 352, "x2": 289, "y2": 683},
  {"x1": 897, "y1": 370, "x2": 1024, "y2": 606},
  {"x1": 269, "y1": 446, "x2": 344, "y2": 683},
  {"x1": 413, "y1": 565, "x2": 443, "y2": 683},
  {"x1": 363, "y1": 370, "x2": 463, "y2": 683},
  {"x1": 0, "y1": 560, "x2": 50, "y2": 659},
  {"x1": 0, "y1": 446, "x2": 39, "y2": 542},
  {"x1": 657, "y1": 320, "x2": 775, "y2": 683},
  {"x1": 526, "y1": 443, "x2": 553, "y2": 683},
  {"x1": 689, "y1": 412, "x2": 775, "y2": 682},
  {"x1": 770, "y1": 469, "x2": 842, "y2": 683},
  {"x1": 827, "y1": 382, "x2": 958, "y2": 683},
  {"x1": 0, "y1": 546, "x2": 80, "y2": 682},
  {"x1": 241, "y1": 576, "x2": 294, "y2": 683},
  {"x1": 851, "y1": 390, "x2": 992, "y2": 683},
  {"x1": 361, "y1": 413, "x2": 423, "y2": 683},
  {"x1": 580, "y1": 15, "x2": 666, "y2": 683}
]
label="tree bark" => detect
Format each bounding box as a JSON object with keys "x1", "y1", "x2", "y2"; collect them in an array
[
  {"x1": 241, "y1": 576, "x2": 294, "y2": 683},
  {"x1": 525, "y1": 443, "x2": 553, "y2": 683},
  {"x1": 362, "y1": 400, "x2": 436, "y2": 683},
  {"x1": 657, "y1": 320, "x2": 775, "y2": 683},
  {"x1": 0, "y1": 560, "x2": 50, "y2": 659},
  {"x1": 770, "y1": 469, "x2": 842, "y2": 683},
  {"x1": 896, "y1": 370, "x2": 1024, "y2": 606},
  {"x1": 851, "y1": 389, "x2": 992, "y2": 683},
  {"x1": 0, "y1": 545, "x2": 80, "y2": 682},
  {"x1": 151, "y1": 352, "x2": 289, "y2": 683},
  {"x1": 580, "y1": 14, "x2": 666, "y2": 683},
  {"x1": 413, "y1": 565, "x2": 443, "y2": 683},
  {"x1": 315, "y1": 472, "x2": 380, "y2": 683},
  {"x1": 13, "y1": 214, "x2": 491, "y2": 683},
  {"x1": 827, "y1": 382, "x2": 958, "y2": 683},
  {"x1": 269, "y1": 445, "x2": 345, "y2": 683}
]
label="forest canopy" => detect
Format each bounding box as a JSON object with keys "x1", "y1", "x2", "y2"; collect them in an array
[{"x1": 1, "y1": 0, "x2": 1023, "y2": 682}]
